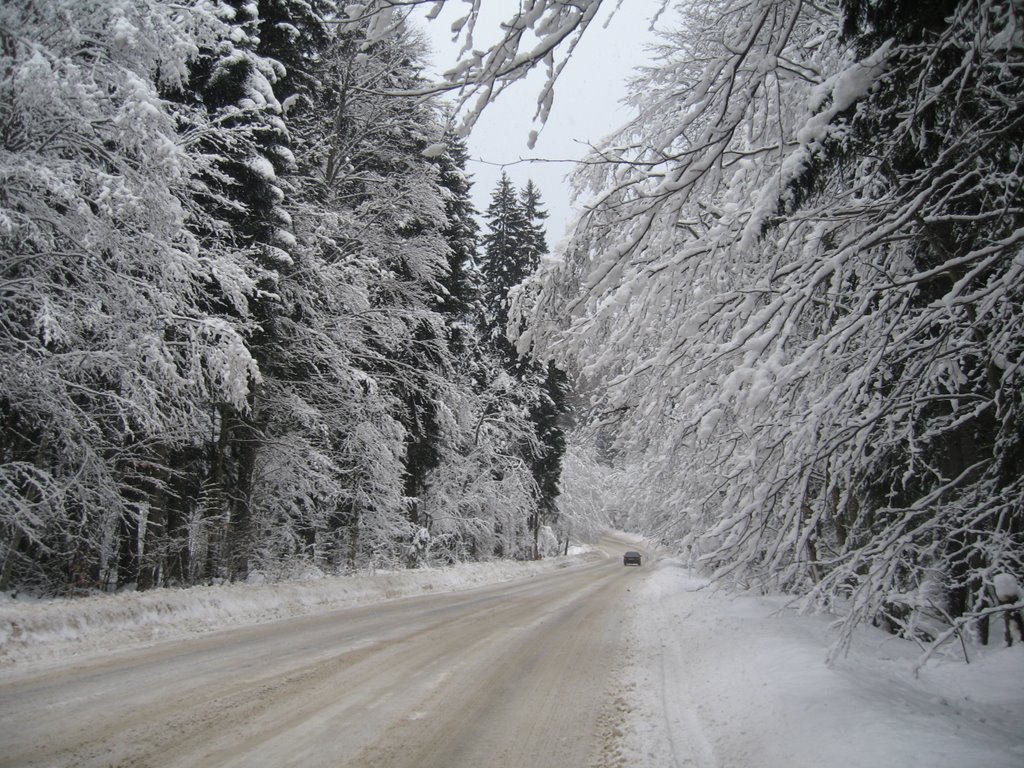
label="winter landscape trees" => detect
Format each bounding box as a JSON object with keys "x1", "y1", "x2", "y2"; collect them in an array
[
  {"x1": 0, "y1": 0, "x2": 568, "y2": 593},
  {"x1": 525, "y1": 0, "x2": 1024, "y2": 647},
  {"x1": 479, "y1": 172, "x2": 569, "y2": 558},
  {"x1": 1, "y1": 0, "x2": 1021, "y2": 658}
]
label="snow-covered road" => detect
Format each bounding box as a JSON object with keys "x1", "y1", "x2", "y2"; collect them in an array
[
  {"x1": 0, "y1": 538, "x2": 641, "y2": 767},
  {"x1": 2, "y1": 537, "x2": 1022, "y2": 768}
]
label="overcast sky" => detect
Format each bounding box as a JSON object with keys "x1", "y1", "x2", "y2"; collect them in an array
[{"x1": 414, "y1": 2, "x2": 671, "y2": 248}]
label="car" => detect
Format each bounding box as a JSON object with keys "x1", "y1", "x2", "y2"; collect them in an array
[{"x1": 623, "y1": 551, "x2": 642, "y2": 566}]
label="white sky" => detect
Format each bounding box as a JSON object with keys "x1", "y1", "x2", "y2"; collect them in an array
[{"x1": 413, "y1": 2, "x2": 672, "y2": 247}]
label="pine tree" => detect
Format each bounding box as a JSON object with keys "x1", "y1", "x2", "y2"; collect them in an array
[
  {"x1": 432, "y1": 134, "x2": 481, "y2": 354},
  {"x1": 480, "y1": 175, "x2": 568, "y2": 558},
  {"x1": 517, "y1": 181, "x2": 567, "y2": 557},
  {"x1": 527, "y1": 361, "x2": 569, "y2": 554},
  {"x1": 480, "y1": 172, "x2": 530, "y2": 355},
  {"x1": 519, "y1": 179, "x2": 549, "y2": 275}
]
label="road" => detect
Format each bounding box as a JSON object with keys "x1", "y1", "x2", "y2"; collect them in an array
[{"x1": 0, "y1": 538, "x2": 648, "y2": 768}]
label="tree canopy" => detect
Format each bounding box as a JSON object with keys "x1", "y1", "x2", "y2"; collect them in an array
[
  {"x1": 0, "y1": 0, "x2": 574, "y2": 593},
  {"x1": 4, "y1": 0, "x2": 1021, "y2": 661},
  {"x1": 524, "y1": 0, "x2": 1024, "y2": 649}
]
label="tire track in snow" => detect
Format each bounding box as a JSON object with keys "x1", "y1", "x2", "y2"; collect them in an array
[
  {"x1": 649, "y1": 576, "x2": 718, "y2": 768},
  {"x1": 599, "y1": 559, "x2": 719, "y2": 768}
]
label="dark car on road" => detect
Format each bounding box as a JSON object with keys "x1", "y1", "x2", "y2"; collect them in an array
[{"x1": 623, "y1": 551, "x2": 642, "y2": 566}]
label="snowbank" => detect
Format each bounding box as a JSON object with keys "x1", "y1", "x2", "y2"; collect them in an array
[
  {"x1": 0, "y1": 551, "x2": 599, "y2": 668},
  {"x1": 606, "y1": 560, "x2": 1024, "y2": 768}
]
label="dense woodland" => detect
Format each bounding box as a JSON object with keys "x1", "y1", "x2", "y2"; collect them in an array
[
  {"x1": 524, "y1": 0, "x2": 1024, "y2": 649},
  {"x1": 0, "y1": 0, "x2": 568, "y2": 593},
  {"x1": 2, "y1": 0, "x2": 1022, "y2": 654}
]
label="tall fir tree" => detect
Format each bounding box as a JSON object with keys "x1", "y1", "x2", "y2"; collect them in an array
[
  {"x1": 519, "y1": 180, "x2": 549, "y2": 276},
  {"x1": 480, "y1": 175, "x2": 568, "y2": 557},
  {"x1": 432, "y1": 134, "x2": 481, "y2": 354},
  {"x1": 480, "y1": 172, "x2": 530, "y2": 357}
]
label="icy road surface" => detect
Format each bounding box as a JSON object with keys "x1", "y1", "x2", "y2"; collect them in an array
[
  {"x1": 3, "y1": 536, "x2": 1022, "y2": 768},
  {"x1": 0, "y1": 538, "x2": 641, "y2": 768}
]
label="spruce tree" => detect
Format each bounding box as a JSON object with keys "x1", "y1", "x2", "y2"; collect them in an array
[
  {"x1": 479, "y1": 175, "x2": 568, "y2": 557},
  {"x1": 433, "y1": 135, "x2": 481, "y2": 354},
  {"x1": 480, "y1": 172, "x2": 530, "y2": 357},
  {"x1": 519, "y1": 179, "x2": 549, "y2": 275},
  {"x1": 517, "y1": 181, "x2": 567, "y2": 557},
  {"x1": 189, "y1": 0, "x2": 297, "y2": 579}
]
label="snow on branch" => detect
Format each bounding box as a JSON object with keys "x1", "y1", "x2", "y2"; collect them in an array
[
  {"x1": 523, "y1": 0, "x2": 1024, "y2": 659},
  {"x1": 341, "y1": 0, "x2": 668, "y2": 141}
]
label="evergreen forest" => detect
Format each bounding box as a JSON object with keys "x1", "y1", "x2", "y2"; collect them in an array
[
  {"x1": 2, "y1": 0, "x2": 1023, "y2": 655},
  {"x1": 0, "y1": 0, "x2": 567, "y2": 593}
]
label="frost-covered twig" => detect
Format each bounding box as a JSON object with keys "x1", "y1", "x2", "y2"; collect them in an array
[{"x1": 914, "y1": 601, "x2": 1024, "y2": 676}]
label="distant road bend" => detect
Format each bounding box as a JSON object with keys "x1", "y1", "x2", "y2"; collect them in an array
[{"x1": 0, "y1": 536, "x2": 648, "y2": 768}]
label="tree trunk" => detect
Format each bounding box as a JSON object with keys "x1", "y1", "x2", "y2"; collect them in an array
[{"x1": 0, "y1": 526, "x2": 24, "y2": 592}]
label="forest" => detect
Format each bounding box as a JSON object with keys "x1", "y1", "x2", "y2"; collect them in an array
[
  {"x1": 2, "y1": 0, "x2": 1023, "y2": 652},
  {"x1": 524, "y1": 0, "x2": 1024, "y2": 650},
  {"x1": 0, "y1": 0, "x2": 569, "y2": 593}
]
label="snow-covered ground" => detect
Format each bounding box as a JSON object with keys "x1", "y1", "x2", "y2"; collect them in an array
[
  {"x1": 0, "y1": 549, "x2": 596, "y2": 669},
  {"x1": 607, "y1": 558, "x2": 1024, "y2": 768},
  {"x1": 2, "y1": 542, "x2": 1022, "y2": 767}
]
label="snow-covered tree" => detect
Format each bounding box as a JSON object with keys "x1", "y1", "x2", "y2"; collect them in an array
[
  {"x1": 344, "y1": 1, "x2": 673, "y2": 141},
  {"x1": 432, "y1": 133, "x2": 481, "y2": 354},
  {"x1": 526, "y1": 0, "x2": 1024, "y2": 648},
  {"x1": 479, "y1": 175, "x2": 569, "y2": 557},
  {"x1": 0, "y1": 0, "x2": 260, "y2": 591},
  {"x1": 480, "y1": 172, "x2": 530, "y2": 346},
  {"x1": 0, "y1": 0, "x2": 622, "y2": 592},
  {"x1": 519, "y1": 180, "x2": 549, "y2": 263},
  {"x1": 249, "y1": 14, "x2": 547, "y2": 571}
]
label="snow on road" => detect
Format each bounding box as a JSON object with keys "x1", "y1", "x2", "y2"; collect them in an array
[
  {"x1": 2, "y1": 538, "x2": 1022, "y2": 768},
  {"x1": 0, "y1": 551, "x2": 598, "y2": 669},
  {"x1": 0, "y1": 543, "x2": 630, "y2": 767},
  {"x1": 603, "y1": 559, "x2": 1024, "y2": 768}
]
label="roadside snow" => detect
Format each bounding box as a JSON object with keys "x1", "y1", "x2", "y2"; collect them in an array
[
  {"x1": 607, "y1": 560, "x2": 1024, "y2": 768},
  {"x1": 5, "y1": 542, "x2": 1022, "y2": 768},
  {"x1": 0, "y1": 551, "x2": 598, "y2": 669}
]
